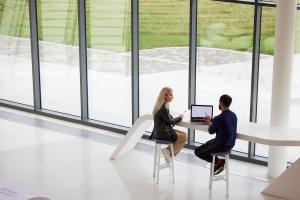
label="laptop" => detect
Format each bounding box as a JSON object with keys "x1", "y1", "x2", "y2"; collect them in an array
[{"x1": 191, "y1": 105, "x2": 213, "y2": 124}]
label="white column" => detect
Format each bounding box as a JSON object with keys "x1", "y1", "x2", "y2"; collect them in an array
[{"x1": 269, "y1": 0, "x2": 297, "y2": 178}]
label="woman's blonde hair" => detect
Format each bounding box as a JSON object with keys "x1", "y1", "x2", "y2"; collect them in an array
[{"x1": 152, "y1": 87, "x2": 173, "y2": 114}]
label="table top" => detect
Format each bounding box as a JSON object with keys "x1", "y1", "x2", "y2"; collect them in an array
[
  {"x1": 142, "y1": 114, "x2": 300, "y2": 146},
  {"x1": 179, "y1": 119, "x2": 300, "y2": 146}
]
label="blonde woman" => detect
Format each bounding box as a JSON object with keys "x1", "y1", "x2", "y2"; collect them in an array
[{"x1": 151, "y1": 87, "x2": 187, "y2": 164}]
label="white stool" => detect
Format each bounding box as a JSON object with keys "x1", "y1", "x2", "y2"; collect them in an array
[
  {"x1": 153, "y1": 139, "x2": 175, "y2": 184},
  {"x1": 209, "y1": 151, "x2": 231, "y2": 196}
]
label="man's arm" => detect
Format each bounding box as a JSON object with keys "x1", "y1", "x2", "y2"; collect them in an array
[{"x1": 208, "y1": 116, "x2": 221, "y2": 134}]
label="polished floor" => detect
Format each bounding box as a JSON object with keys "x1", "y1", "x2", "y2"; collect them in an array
[{"x1": 0, "y1": 107, "x2": 281, "y2": 200}]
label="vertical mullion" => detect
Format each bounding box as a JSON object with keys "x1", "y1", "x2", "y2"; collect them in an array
[
  {"x1": 131, "y1": 0, "x2": 139, "y2": 124},
  {"x1": 78, "y1": 0, "x2": 89, "y2": 120},
  {"x1": 188, "y1": 0, "x2": 197, "y2": 144},
  {"x1": 29, "y1": 0, "x2": 41, "y2": 110},
  {"x1": 249, "y1": 1, "x2": 262, "y2": 158}
]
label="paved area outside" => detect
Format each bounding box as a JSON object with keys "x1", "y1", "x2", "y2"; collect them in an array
[{"x1": 0, "y1": 35, "x2": 270, "y2": 75}]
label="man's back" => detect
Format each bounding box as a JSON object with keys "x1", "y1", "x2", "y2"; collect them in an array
[{"x1": 208, "y1": 110, "x2": 237, "y2": 148}]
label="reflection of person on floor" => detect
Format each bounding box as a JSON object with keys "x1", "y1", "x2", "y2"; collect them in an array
[
  {"x1": 150, "y1": 87, "x2": 187, "y2": 165},
  {"x1": 194, "y1": 94, "x2": 237, "y2": 175}
]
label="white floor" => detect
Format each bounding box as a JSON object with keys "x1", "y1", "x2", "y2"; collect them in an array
[{"x1": 0, "y1": 107, "x2": 282, "y2": 200}]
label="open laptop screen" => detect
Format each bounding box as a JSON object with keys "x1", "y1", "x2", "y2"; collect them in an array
[{"x1": 191, "y1": 105, "x2": 213, "y2": 122}]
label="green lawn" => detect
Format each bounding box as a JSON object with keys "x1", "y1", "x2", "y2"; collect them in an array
[{"x1": 0, "y1": 0, "x2": 299, "y2": 54}]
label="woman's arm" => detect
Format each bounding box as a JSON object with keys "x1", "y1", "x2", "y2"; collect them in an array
[{"x1": 160, "y1": 106, "x2": 182, "y2": 125}]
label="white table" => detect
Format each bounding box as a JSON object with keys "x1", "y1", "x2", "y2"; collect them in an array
[
  {"x1": 181, "y1": 120, "x2": 300, "y2": 146},
  {"x1": 110, "y1": 114, "x2": 300, "y2": 199},
  {"x1": 111, "y1": 114, "x2": 300, "y2": 160}
]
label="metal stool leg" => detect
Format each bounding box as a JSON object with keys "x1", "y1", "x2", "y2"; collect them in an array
[
  {"x1": 170, "y1": 144, "x2": 175, "y2": 182},
  {"x1": 209, "y1": 155, "x2": 215, "y2": 191},
  {"x1": 157, "y1": 144, "x2": 161, "y2": 184},
  {"x1": 226, "y1": 155, "x2": 229, "y2": 196},
  {"x1": 153, "y1": 143, "x2": 158, "y2": 178}
]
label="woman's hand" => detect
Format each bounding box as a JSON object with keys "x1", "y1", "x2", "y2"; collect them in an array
[
  {"x1": 178, "y1": 114, "x2": 183, "y2": 120},
  {"x1": 175, "y1": 114, "x2": 183, "y2": 123}
]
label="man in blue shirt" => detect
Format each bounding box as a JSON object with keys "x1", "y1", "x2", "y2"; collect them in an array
[{"x1": 194, "y1": 94, "x2": 237, "y2": 175}]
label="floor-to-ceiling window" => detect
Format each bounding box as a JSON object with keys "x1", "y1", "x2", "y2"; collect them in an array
[
  {"x1": 256, "y1": 6, "x2": 300, "y2": 162},
  {"x1": 256, "y1": 6, "x2": 275, "y2": 158},
  {"x1": 1, "y1": 0, "x2": 300, "y2": 164},
  {"x1": 87, "y1": 0, "x2": 132, "y2": 126},
  {"x1": 0, "y1": 0, "x2": 33, "y2": 105},
  {"x1": 288, "y1": 10, "x2": 300, "y2": 163},
  {"x1": 195, "y1": 0, "x2": 254, "y2": 153},
  {"x1": 139, "y1": 0, "x2": 189, "y2": 134},
  {"x1": 37, "y1": 0, "x2": 81, "y2": 116}
]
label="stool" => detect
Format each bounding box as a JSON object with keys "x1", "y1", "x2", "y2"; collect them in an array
[
  {"x1": 209, "y1": 151, "x2": 231, "y2": 196},
  {"x1": 153, "y1": 139, "x2": 175, "y2": 183}
]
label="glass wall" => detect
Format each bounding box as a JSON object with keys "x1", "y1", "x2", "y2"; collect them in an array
[
  {"x1": 195, "y1": 0, "x2": 254, "y2": 153},
  {"x1": 287, "y1": 11, "x2": 300, "y2": 162},
  {"x1": 37, "y1": 0, "x2": 81, "y2": 116},
  {"x1": 87, "y1": 0, "x2": 132, "y2": 126},
  {"x1": 256, "y1": 7, "x2": 300, "y2": 162},
  {"x1": 1, "y1": 0, "x2": 300, "y2": 164},
  {"x1": 0, "y1": 0, "x2": 33, "y2": 105},
  {"x1": 290, "y1": 12, "x2": 300, "y2": 128},
  {"x1": 139, "y1": 0, "x2": 189, "y2": 134},
  {"x1": 256, "y1": 7, "x2": 275, "y2": 157}
]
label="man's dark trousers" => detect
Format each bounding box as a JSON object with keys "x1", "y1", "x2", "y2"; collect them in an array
[{"x1": 194, "y1": 139, "x2": 231, "y2": 163}]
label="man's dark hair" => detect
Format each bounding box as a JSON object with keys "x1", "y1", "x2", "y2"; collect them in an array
[{"x1": 220, "y1": 94, "x2": 232, "y2": 108}]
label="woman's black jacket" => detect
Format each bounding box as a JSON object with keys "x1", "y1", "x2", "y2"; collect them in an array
[{"x1": 151, "y1": 104, "x2": 181, "y2": 142}]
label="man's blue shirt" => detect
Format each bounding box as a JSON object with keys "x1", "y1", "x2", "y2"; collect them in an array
[{"x1": 208, "y1": 110, "x2": 237, "y2": 148}]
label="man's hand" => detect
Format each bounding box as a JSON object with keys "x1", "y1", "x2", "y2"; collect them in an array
[{"x1": 204, "y1": 115, "x2": 212, "y2": 125}]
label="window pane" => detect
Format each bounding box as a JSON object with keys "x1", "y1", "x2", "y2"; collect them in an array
[
  {"x1": 256, "y1": 8, "x2": 300, "y2": 162},
  {"x1": 256, "y1": 7, "x2": 275, "y2": 158},
  {"x1": 37, "y1": 0, "x2": 80, "y2": 116},
  {"x1": 0, "y1": 0, "x2": 33, "y2": 105},
  {"x1": 288, "y1": 11, "x2": 300, "y2": 162},
  {"x1": 87, "y1": 0, "x2": 131, "y2": 126},
  {"x1": 139, "y1": 0, "x2": 189, "y2": 135},
  {"x1": 195, "y1": 1, "x2": 254, "y2": 153}
]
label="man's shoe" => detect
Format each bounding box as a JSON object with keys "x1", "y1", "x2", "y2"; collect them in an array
[
  {"x1": 161, "y1": 148, "x2": 171, "y2": 164},
  {"x1": 214, "y1": 166, "x2": 224, "y2": 175},
  {"x1": 214, "y1": 159, "x2": 225, "y2": 175}
]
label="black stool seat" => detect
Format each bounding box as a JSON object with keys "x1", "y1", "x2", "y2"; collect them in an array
[
  {"x1": 210, "y1": 151, "x2": 231, "y2": 156},
  {"x1": 155, "y1": 139, "x2": 172, "y2": 144}
]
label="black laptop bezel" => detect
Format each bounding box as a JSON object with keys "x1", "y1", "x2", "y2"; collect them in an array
[{"x1": 190, "y1": 104, "x2": 213, "y2": 122}]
